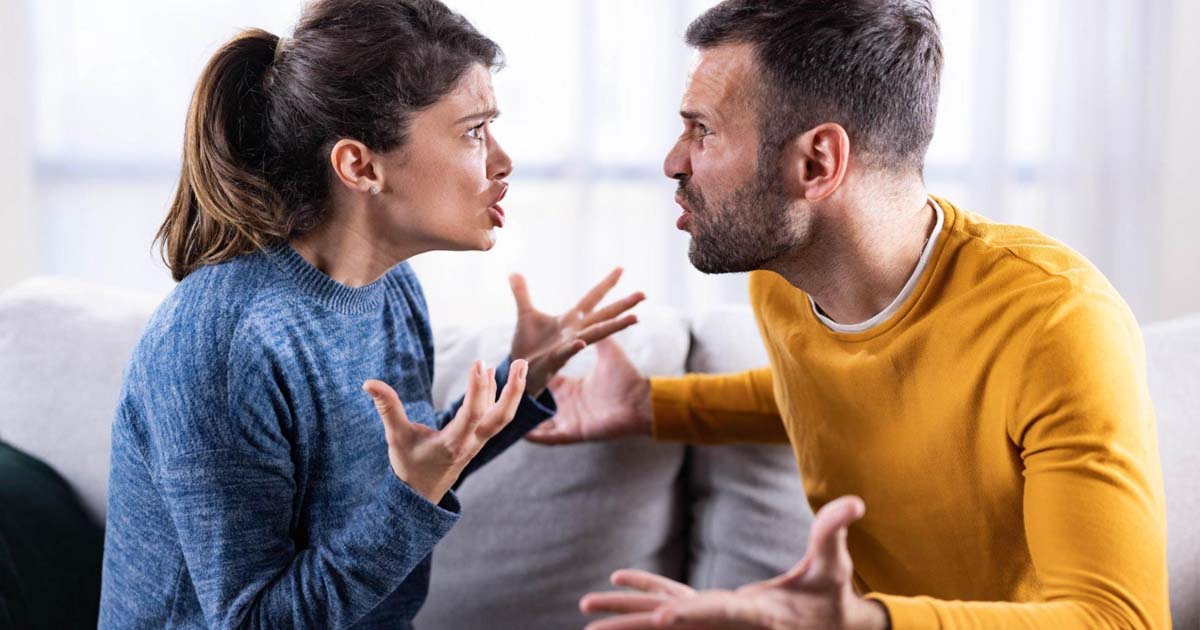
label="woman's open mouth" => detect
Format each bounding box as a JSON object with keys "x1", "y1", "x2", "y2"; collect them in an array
[
  {"x1": 488, "y1": 185, "x2": 508, "y2": 228},
  {"x1": 488, "y1": 205, "x2": 506, "y2": 228}
]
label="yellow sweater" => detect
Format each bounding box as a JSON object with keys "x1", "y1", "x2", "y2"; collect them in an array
[{"x1": 651, "y1": 197, "x2": 1169, "y2": 629}]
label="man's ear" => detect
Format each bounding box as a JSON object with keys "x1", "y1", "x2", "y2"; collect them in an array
[
  {"x1": 781, "y1": 123, "x2": 851, "y2": 202},
  {"x1": 329, "y1": 138, "x2": 383, "y2": 195}
]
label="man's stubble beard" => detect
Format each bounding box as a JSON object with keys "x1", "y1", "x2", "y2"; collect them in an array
[{"x1": 679, "y1": 152, "x2": 810, "y2": 274}]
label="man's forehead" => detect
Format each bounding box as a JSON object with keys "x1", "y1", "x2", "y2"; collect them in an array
[{"x1": 682, "y1": 43, "x2": 757, "y2": 119}]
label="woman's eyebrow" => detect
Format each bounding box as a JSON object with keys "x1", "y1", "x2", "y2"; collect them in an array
[{"x1": 454, "y1": 108, "x2": 501, "y2": 125}]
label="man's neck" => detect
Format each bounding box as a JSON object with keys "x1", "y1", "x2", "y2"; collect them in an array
[{"x1": 766, "y1": 188, "x2": 937, "y2": 326}]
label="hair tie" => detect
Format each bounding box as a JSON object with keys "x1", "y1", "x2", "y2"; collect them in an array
[{"x1": 273, "y1": 36, "x2": 290, "y2": 63}]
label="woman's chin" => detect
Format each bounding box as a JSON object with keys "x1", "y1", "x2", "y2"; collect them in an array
[{"x1": 478, "y1": 230, "x2": 499, "y2": 251}]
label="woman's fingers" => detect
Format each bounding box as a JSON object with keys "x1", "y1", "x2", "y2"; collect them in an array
[
  {"x1": 486, "y1": 366, "x2": 497, "y2": 404},
  {"x1": 574, "y1": 268, "x2": 624, "y2": 314},
  {"x1": 581, "y1": 292, "x2": 646, "y2": 329},
  {"x1": 466, "y1": 360, "x2": 490, "y2": 418},
  {"x1": 548, "y1": 338, "x2": 589, "y2": 369},
  {"x1": 475, "y1": 359, "x2": 528, "y2": 438},
  {"x1": 362, "y1": 379, "x2": 412, "y2": 446},
  {"x1": 611, "y1": 570, "x2": 696, "y2": 598},
  {"x1": 445, "y1": 361, "x2": 488, "y2": 443},
  {"x1": 510, "y1": 273, "x2": 535, "y2": 314},
  {"x1": 577, "y1": 314, "x2": 639, "y2": 346}
]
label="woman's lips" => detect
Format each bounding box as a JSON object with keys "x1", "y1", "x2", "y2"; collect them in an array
[{"x1": 488, "y1": 185, "x2": 508, "y2": 228}]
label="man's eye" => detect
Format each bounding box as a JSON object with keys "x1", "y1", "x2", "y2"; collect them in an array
[{"x1": 467, "y1": 123, "x2": 485, "y2": 140}]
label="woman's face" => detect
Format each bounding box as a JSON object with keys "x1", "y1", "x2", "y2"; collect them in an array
[{"x1": 373, "y1": 63, "x2": 512, "y2": 254}]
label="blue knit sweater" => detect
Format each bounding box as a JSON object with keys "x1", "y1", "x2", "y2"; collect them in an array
[{"x1": 99, "y1": 244, "x2": 555, "y2": 629}]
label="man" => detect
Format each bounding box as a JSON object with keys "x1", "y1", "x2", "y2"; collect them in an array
[{"x1": 525, "y1": 1, "x2": 1170, "y2": 628}]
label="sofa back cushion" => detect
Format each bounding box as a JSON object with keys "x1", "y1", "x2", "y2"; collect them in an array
[
  {"x1": 683, "y1": 306, "x2": 813, "y2": 589},
  {"x1": 1142, "y1": 315, "x2": 1200, "y2": 629},
  {"x1": 416, "y1": 309, "x2": 693, "y2": 630},
  {"x1": 0, "y1": 277, "x2": 160, "y2": 524}
]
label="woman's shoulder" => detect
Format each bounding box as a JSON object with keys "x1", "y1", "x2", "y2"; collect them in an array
[{"x1": 131, "y1": 251, "x2": 288, "y2": 376}]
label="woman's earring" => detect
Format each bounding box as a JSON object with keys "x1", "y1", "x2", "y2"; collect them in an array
[{"x1": 369, "y1": 185, "x2": 381, "y2": 196}]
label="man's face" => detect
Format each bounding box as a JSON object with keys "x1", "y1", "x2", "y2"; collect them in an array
[{"x1": 663, "y1": 44, "x2": 806, "y2": 274}]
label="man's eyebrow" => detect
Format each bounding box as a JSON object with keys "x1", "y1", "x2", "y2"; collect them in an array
[
  {"x1": 454, "y1": 108, "x2": 501, "y2": 125},
  {"x1": 680, "y1": 110, "x2": 707, "y2": 121}
]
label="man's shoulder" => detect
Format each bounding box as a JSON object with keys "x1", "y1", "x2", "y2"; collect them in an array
[{"x1": 953, "y1": 207, "x2": 1110, "y2": 295}]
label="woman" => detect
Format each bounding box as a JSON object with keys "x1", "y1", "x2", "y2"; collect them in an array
[{"x1": 98, "y1": 1, "x2": 642, "y2": 627}]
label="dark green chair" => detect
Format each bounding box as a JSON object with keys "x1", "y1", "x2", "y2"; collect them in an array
[{"x1": 0, "y1": 441, "x2": 104, "y2": 629}]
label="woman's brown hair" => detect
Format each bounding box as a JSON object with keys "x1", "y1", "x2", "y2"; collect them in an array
[{"x1": 157, "y1": 0, "x2": 503, "y2": 281}]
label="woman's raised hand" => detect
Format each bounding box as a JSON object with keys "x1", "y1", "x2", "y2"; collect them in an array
[
  {"x1": 362, "y1": 359, "x2": 528, "y2": 504},
  {"x1": 509, "y1": 268, "x2": 645, "y2": 397}
]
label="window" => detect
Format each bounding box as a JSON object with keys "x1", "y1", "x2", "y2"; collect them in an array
[{"x1": 30, "y1": 0, "x2": 1099, "y2": 325}]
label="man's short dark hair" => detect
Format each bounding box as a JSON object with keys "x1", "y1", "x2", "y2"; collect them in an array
[{"x1": 686, "y1": 0, "x2": 943, "y2": 173}]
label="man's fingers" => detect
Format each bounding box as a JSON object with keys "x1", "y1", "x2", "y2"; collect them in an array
[
  {"x1": 655, "y1": 594, "x2": 761, "y2": 629},
  {"x1": 362, "y1": 380, "x2": 412, "y2": 445},
  {"x1": 476, "y1": 359, "x2": 528, "y2": 438},
  {"x1": 594, "y1": 335, "x2": 630, "y2": 361},
  {"x1": 582, "y1": 292, "x2": 646, "y2": 328},
  {"x1": 580, "y1": 592, "x2": 671, "y2": 615},
  {"x1": 577, "y1": 314, "x2": 639, "y2": 346},
  {"x1": 547, "y1": 374, "x2": 568, "y2": 392},
  {"x1": 611, "y1": 569, "x2": 696, "y2": 597},
  {"x1": 523, "y1": 420, "x2": 580, "y2": 445},
  {"x1": 575, "y1": 267, "x2": 624, "y2": 314},
  {"x1": 510, "y1": 273, "x2": 535, "y2": 314},
  {"x1": 801, "y1": 495, "x2": 865, "y2": 584},
  {"x1": 584, "y1": 611, "x2": 669, "y2": 630},
  {"x1": 768, "y1": 553, "x2": 813, "y2": 588}
]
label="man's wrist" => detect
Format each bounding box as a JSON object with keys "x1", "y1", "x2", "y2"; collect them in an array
[
  {"x1": 636, "y1": 377, "x2": 654, "y2": 437},
  {"x1": 851, "y1": 598, "x2": 891, "y2": 630}
]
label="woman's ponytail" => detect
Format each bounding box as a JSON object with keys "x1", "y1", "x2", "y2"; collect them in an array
[{"x1": 157, "y1": 28, "x2": 287, "y2": 281}]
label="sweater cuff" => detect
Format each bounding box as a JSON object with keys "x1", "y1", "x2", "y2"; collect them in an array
[
  {"x1": 650, "y1": 376, "x2": 694, "y2": 442},
  {"x1": 865, "y1": 593, "x2": 940, "y2": 630},
  {"x1": 496, "y1": 355, "x2": 558, "y2": 425},
  {"x1": 378, "y1": 471, "x2": 461, "y2": 542}
]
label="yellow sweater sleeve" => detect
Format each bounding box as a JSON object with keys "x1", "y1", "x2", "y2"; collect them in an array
[
  {"x1": 649, "y1": 368, "x2": 788, "y2": 444},
  {"x1": 868, "y1": 287, "x2": 1170, "y2": 629}
]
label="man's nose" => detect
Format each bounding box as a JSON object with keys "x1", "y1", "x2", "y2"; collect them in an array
[{"x1": 663, "y1": 139, "x2": 690, "y2": 181}]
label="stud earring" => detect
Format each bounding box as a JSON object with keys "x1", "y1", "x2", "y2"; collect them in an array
[{"x1": 369, "y1": 185, "x2": 381, "y2": 196}]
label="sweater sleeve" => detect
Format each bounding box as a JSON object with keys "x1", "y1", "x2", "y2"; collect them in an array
[
  {"x1": 150, "y1": 329, "x2": 461, "y2": 630},
  {"x1": 867, "y1": 288, "x2": 1170, "y2": 630},
  {"x1": 436, "y1": 355, "x2": 557, "y2": 486},
  {"x1": 649, "y1": 367, "x2": 789, "y2": 444}
]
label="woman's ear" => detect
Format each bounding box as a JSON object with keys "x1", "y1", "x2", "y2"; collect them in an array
[
  {"x1": 329, "y1": 139, "x2": 383, "y2": 195},
  {"x1": 782, "y1": 123, "x2": 851, "y2": 203}
]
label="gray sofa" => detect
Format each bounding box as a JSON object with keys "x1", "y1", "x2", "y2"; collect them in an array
[{"x1": 0, "y1": 277, "x2": 1195, "y2": 629}]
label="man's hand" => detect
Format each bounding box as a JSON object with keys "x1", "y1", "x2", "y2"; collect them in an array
[
  {"x1": 579, "y1": 496, "x2": 890, "y2": 630},
  {"x1": 524, "y1": 337, "x2": 654, "y2": 444},
  {"x1": 509, "y1": 268, "x2": 644, "y2": 397},
  {"x1": 362, "y1": 359, "x2": 528, "y2": 504}
]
